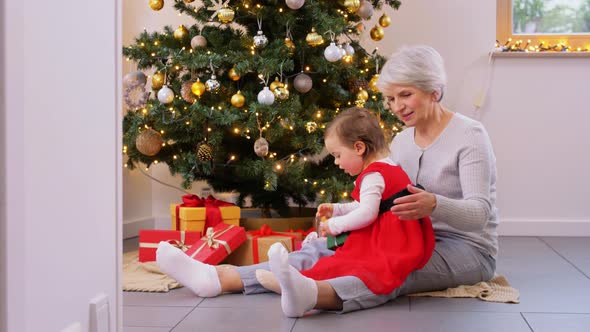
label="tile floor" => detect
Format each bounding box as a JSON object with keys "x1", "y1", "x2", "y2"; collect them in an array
[{"x1": 122, "y1": 236, "x2": 590, "y2": 332}]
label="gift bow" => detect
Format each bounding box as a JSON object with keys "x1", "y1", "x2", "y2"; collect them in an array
[
  {"x1": 175, "y1": 194, "x2": 234, "y2": 230},
  {"x1": 189, "y1": 225, "x2": 234, "y2": 259},
  {"x1": 139, "y1": 231, "x2": 191, "y2": 251},
  {"x1": 248, "y1": 224, "x2": 298, "y2": 264}
]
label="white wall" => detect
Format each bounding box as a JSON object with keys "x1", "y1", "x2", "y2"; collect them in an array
[
  {"x1": 1, "y1": 0, "x2": 7, "y2": 329},
  {"x1": 2, "y1": 0, "x2": 121, "y2": 331},
  {"x1": 123, "y1": 0, "x2": 590, "y2": 236}
]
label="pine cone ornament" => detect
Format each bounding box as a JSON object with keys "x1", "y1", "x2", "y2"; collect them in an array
[
  {"x1": 348, "y1": 78, "x2": 369, "y2": 93},
  {"x1": 181, "y1": 80, "x2": 196, "y2": 103},
  {"x1": 197, "y1": 142, "x2": 213, "y2": 161}
]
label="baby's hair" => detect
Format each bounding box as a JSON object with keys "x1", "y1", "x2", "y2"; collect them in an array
[{"x1": 325, "y1": 107, "x2": 387, "y2": 159}]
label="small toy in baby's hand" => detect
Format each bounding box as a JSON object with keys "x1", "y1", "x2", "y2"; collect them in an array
[{"x1": 317, "y1": 216, "x2": 349, "y2": 249}]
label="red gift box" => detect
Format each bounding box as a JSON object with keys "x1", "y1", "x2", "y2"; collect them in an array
[
  {"x1": 184, "y1": 223, "x2": 247, "y2": 265},
  {"x1": 138, "y1": 229, "x2": 202, "y2": 262}
]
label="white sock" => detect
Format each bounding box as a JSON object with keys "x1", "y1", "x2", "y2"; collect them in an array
[
  {"x1": 302, "y1": 231, "x2": 318, "y2": 247},
  {"x1": 268, "y1": 243, "x2": 317, "y2": 317},
  {"x1": 255, "y1": 269, "x2": 281, "y2": 294},
  {"x1": 156, "y1": 241, "x2": 221, "y2": 297}
]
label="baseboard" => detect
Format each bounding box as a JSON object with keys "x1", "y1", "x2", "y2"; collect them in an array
[
  {"x1": 498, "y1": 219, "x2": 590, "y2": 236},
  {"x1": 123, "y1": 217, "x2": 155, "y2": 239}
]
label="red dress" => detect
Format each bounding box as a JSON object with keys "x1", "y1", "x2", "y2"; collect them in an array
[{"x1": 301, "y1": 162, "x2": 436, "y2": 294}]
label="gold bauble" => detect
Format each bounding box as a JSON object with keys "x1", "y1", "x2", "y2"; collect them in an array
[
  {"x1": 343, "y1": 0, "x2": 360, "y2": 13},
  {"x1": 356, "y1": 22, "x2": 365, "y2": 33},
  {"x1": 356, "y1": 89, "x2": 369, "y2": 101},
  {"x1": 306, "y1": 28, "x2": 324, "y2": 47},
  {"x1": 151, "y1": 72, "x2": 165, "y2": 90},
  {"x1": 174, "y1": 25, "x2": 188, "y2": 40},
  {"x1": 228, "y1": 67, "x2": 240, "y2": 81},
  {"x1": 197, "y1": 142, "x2": 213, "y2": 161},
  {"x1": 149, "y1": 0, "x2": 164, "y2": 11},
  {"x1": 379, "y1": 13, "x2": 391, "y2": 27},
  {"x1": 136, "y1": 128, "x2": 163, "y2": 156},
  {"x1": 191, "y1": 78, "x2": 206, "y2": 97},
  {"x1": 274, "y1": 86, "x2": 290, "y2": 101},
  {"x1": 217, "y1": 6, "x2": 235, "y2": 23},
  {"x1": 231, "y1": 91, "x2": 245, "y2": 108},
  {"x1": 370, "y1": 25, "x2": 384, "y2": 41},
  {"x1": 369, "y1": 74, "x2": 380, "y2": 92},
  {"x1": 183, "y1": 0, "x2": 195, "y2": 2},
  {"x1": 284, "y1": 37, "x2": 296, "y2": 54},
  {"x1": 269, "y1": 77, "x2": 284, "y2": 91},
  {"x1": 342, "y1": 55, "x2": 354, "y2": 64}
]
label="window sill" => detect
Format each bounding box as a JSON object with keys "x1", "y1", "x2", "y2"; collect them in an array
[{"x1": 491, "y1": 51, "x2": 590, "y2": 58}]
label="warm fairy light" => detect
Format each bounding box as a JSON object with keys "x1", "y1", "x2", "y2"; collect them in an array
[
  {"x1": 144, "y1": 124, "x2": 149, "y2": 128},
  {"x1": 140, "y1": 42, "x2": 145, "y2": 47},
  {"x1": 313, "y1": 181, "x2": 318, "y2": 186},
  {"x1": 304, "y1": 178, "x2": 308, "y2": 182},
  {"x1": 342, "y1": 192, "x2": 348, "y2": 197},
  {"x1": 303, "y1": 157, "x2": 307, "y2": 161},
  {"x1": 244, "y1": 4, "x2": 249, "y2": 8},
  {"x1": 364, "y1": 59, "x2": 369, "y2": 63},
  {"x1": 305, "y1": 66, "x2": 310, "y2": 71},
  {"x1": 160, "y1": 130, "x2": 165, "y2": 134},
  {"x1": 208, "y1": 127, "x2": 212, "y2": 132},
  {"x1": 190, "y1": 49, "x2": 193, "y2": 53},
  {"x1": 320, "y1": 190, "x2": 325, "y2": 195},
  {"x1": 175, "y1": 65, "x2": 180, "y2": 70},
  {"x1": 246, "y1": 129, "x2": 250, "y2": 133},
  {"x1": 289, "y1": 126, "x2": 294, "y2": 130},
  {"x1": 151, "y1": 53, "x2": 156, "y2": 57},
  {"x1": 316, "y1": 111, "x2": 322, "y2": 118},
  {"x1": 322, "y1": 78, "x2": 327, "y2": 83},
  {"x1": 233, "y1": 128, "x2": 240, "y2": 134},
  {"x1": 173, "y1": 155, "x2": 178, "y2": 159},
  {"x1": 124, "y1": 164, "x2": 128, "y2": 168},
  {"x1": 142, "y1": 109, "x2": 148, "y2": 114},
  {"x1": 185, "y1": 121, "x2": 190, "y2": 125},
  {"x1": 230, "y1": 155, "x2": 236, "y2": 161},
  {"x1": 275, "y1": 163, "x2": 282, "y2": 170},
  {"x1": 154, "y1": 160, "x2": 159, "y2": 164},
  {"x1": 279, "y1": 8, "x2": 283, "y2": 12},
  {"x1": 145, "y1": 168, "x2": 149, "y2": 171},
  {"x1": 154, "y1": 41, "x2": 159, "y2": 46}
]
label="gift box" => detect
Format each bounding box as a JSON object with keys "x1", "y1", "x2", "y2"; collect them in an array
[
  {"x1": 224, "y1": 225, "x2": 302, "y2": 266},
  {"x1": 170, "y1": 194, "x2": 241, "y2": 232},
  {"x1": 138, "y1": 229, "x2": 202, "y2": 262},
  {"x1": 327, "y1": 232, "x2": 349, "y2": 250},
  {"x1": 184, "y1": 223, "x2": 247, "y2": 265}
]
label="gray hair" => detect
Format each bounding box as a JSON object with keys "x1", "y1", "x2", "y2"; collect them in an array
[{"x1": 376, "y1": 45, "x2": 447, "y2": 101}]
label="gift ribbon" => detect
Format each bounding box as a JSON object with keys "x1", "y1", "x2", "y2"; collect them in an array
[
  {"x1": 139, "y1": 231, "x2": 191, "y2": 251},
  {"x1": 189, "y1": 225, "x2": 235, "y2": 259},
  {"x1": 174, "y1": 194, "x2": 235, "y2": 230},
  {"x1": 248, "y1": 224, "x2": 298, "y2": 264}
]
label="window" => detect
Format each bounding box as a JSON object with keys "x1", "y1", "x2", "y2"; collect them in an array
[{"x1": 497, "y1": 0, "x2": 590, "y2": 52}]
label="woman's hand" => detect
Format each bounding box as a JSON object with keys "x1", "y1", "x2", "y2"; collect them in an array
[{"x1": 391, "y1": 184, "x2": 437, "y2": 220}]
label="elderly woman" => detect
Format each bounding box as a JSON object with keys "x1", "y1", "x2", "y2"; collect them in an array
[{"x1": 156, "y1": 45, "x2": 498, "y2": 317}]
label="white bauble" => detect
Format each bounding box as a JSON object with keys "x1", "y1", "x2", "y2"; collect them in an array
[
  {"x1": 357, "y1": 0, "x2": 374, "y2": 20},
  {"x1": 324, "y1": 42, "x2": 342, "y2": 62},
  {"x1": 339, "y1": 44, "x2": 346, "y2": 57},
  {"x1": 257, "y1": 86, "x2": 275, "y2": 105},
  {"x1": 191, "y1": 35, "x2": 207, "y2": 49},
  {"x1": 157, "y1": 85, "x2": 175, "y2": 104},
  {"x1": 294, "y1": 73, "x2": 312, "y2": 93},
  {"x1": 123, "y1": 71, "x2": 147, "y2": 87},
  {"x1": 344, "y1": 42, "x2": 355, "y2": 56},
  {"x1": 285, "y1": 0, "x2": 305, "y2": 10},
  {"x1": 253, "y1": 30, "x2": 268, "y2": 48}
]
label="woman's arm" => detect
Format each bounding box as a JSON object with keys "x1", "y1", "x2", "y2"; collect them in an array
[
  {"x1": 430, "y1": 125, "x2": 495, "y2": 231},
  {"x1": 327, "y1": 172, "x2": 384, "y2": 235}
]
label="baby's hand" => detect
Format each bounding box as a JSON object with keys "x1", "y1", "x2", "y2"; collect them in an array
[
  {"x1": 315, "y1": 203, "x2": 334, "y2": 219},
  {"x1": 319, "y1": 221, "x2": 336, "y2": 237}
]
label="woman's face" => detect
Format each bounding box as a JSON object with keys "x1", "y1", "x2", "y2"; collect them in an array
[
  {"x1": 324, "y1": 134, "x2": 365, "y2": 176},
  {"x1": 385, "y1": 84, "x2": 437, "y2": 127}
]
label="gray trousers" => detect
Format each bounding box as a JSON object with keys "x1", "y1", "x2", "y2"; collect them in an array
[{"x1": 235, "y1": 235, "x2": 496, "y2": 313}]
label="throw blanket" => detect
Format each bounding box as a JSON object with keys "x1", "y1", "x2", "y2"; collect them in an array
[
  {"x1": 409, "y1": 275, "x2": 520, "y2": 303},
  {"x1": 123, "y1": 251, "x2": 181, "y2": 292}
]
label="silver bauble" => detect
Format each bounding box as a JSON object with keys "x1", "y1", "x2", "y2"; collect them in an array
[
  {"x1": 123, "y1": 71, "x2": 147, "y2": 87},
  {"x1": 254, "y1": 137, "x2": 269, "y2": 157},
  {"x1": 253, "y1": 30, "x2": 268, "y2": 48},
  {"x1": 324, "y1": 42, "x2": 343, "y2": 62},
  {"x1": 157, "y1": 85, "x2": 175, "y2": 104},
  {"x1": 357, "y1": 0, "x2": 374, "y2": 20},
  {"x1": 294, "y1": 73, "x2": 312, "y2": 93},
  {"x1": 344, "y1": 42, "x2": 355, "y2": 56},
  {"x1": 205, "y1": 75, "x2": 220, "y2": 92},
  {"x1": 285, "y1": 0, "x2": 305, "y2": 10},
  {"x1": 191, "y1": 35, "x2": 207, "y2": 49},
  {"x1": 257, "y1": 86, "x2": 275, "y2": 105}
]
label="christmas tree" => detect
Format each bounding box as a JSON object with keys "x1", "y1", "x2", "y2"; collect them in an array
[{"x1": 123, "y1": 0, "x2": 403, "y2": 216}]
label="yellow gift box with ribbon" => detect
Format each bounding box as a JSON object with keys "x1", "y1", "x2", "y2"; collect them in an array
[
  {"x1": 184, "y1": 223, "x2": 247, "y2": 265},
  {"x1": 138, "y1": 229, "x2": 202, "y2": 262},
  {"x1": 170, "y1": 194, "x2": 241, "y2": 232}
]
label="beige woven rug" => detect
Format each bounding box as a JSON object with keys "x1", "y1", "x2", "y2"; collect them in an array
[
  {"x1": 123, "y1": 251, "x2": 181, "y2": 292},
  {"x1": 408, "y1": 275, "x2": 520, "y2": 303}
]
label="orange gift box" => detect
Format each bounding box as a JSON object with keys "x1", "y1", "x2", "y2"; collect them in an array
[
  {"x1": 224, "y1": 225, "x2": 302, "y2": 266},
  {"x1": 184, "y1": 223, "x2": 247, "y2": 265},
  {"x1": 138, "y1": 229, "x2": 202, "y2": 262}
]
